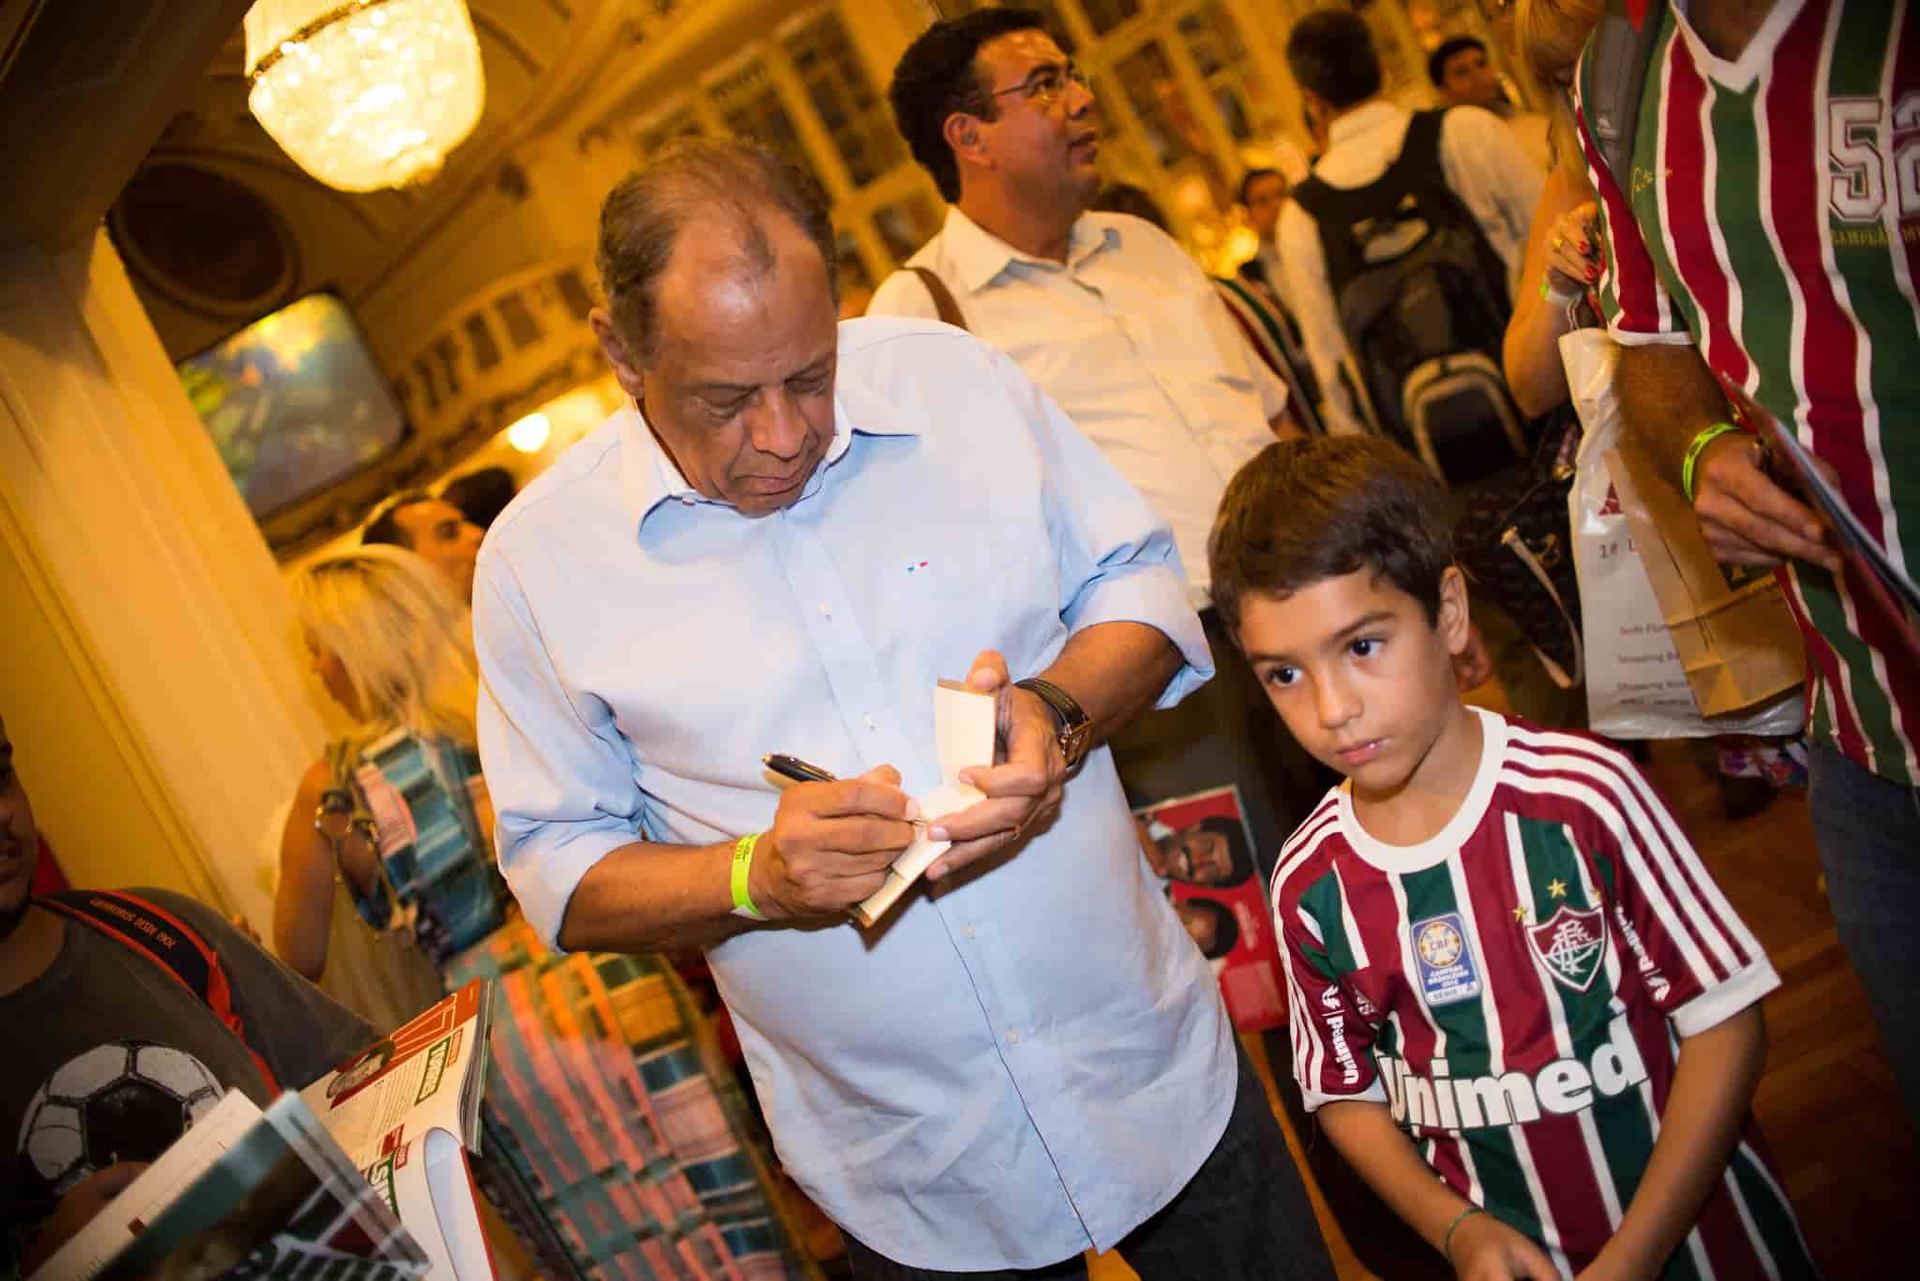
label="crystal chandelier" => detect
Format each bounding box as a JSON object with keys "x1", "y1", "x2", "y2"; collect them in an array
[{"x1": 244, "y1": 0, "x2": 485, "y2": 193}]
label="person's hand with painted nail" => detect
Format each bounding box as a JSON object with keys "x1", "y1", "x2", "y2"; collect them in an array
[{"x1": 1544, "y1": 201, "x2": 1600, "y2": 298}]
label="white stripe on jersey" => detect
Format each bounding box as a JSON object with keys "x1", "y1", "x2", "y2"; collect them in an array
[
  {"x1": 1818, "y1": 0, "x2": 1910, "y2": 593},
  {"x1": 1336, "y1": 862, "x2": 1370, "y2": 971},
  {"x1": 1505, "y1": 726, "x2": 1756, "y2": 979},
  {"x1": 1441, "y1": 842, "x2": 1491, "y2": 1214},
  {"x1": 1883, "y1": 0, "x2": 1920, "y2": 356},
  {"x1": 1273, "y1": 794, "x2": 1342, "y2": 897},
  {"x1": 1501, "y1": 757, "x2": 1727, "y2": 986},
  {"x1": 1733, "y1": 1135, "x2": 1817, "y2": 1277},
  {"x1": 1506, "y1": 816, "x2": 1628, "y2": 1234},
  {"x1": 1279, "y1": 938, "x2": 1323, "y2": 1090},
  {"x1": 1721, "y1": 1143, "x2": 1785, "y2": 1281},
  {"x1": 1458, "y1": 817, "x2": 1568, "y2": 1272},
  {"x1": 1690, "y1": 65, "x2": 1758, "y2": 393},
  {"x1": 1522, "y1": 730, "x2": 1765, "y2": 971},
  {"x1": 1808, "y1": 0, "x2": 1920, "y2": 780},
  {"x1": 1652, "y1": 33, "x2": 1688, "y2": 338},
  {"x1": 1759, "y1": 0, "x2": 1884, "y2": 779},
  {"x1": 1274, "y1": 794, "x2": 1348, "y2": 1094}
]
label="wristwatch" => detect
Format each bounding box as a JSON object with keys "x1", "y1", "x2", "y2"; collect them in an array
[{"x1": 1014, "y1": 677, "x2": 1093, "y2": 773}]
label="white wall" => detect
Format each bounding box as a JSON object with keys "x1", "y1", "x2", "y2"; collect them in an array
[{"x1": 0, "y1": 231, "x2": 330, "y2": 924}]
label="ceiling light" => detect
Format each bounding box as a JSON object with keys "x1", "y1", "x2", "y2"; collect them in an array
[
  {"x1": 506, "y1": 412, "x2": 550, "y2": 454},
  {"x1": 244, "y1": 0, "x2": 485, "y2": 193}
]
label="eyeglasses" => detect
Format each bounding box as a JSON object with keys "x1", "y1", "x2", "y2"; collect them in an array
[{"x1": 984, "y1": 60, "x2": 1090, "y2": 109}]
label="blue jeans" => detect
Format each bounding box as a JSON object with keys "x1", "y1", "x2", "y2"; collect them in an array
[{"x1": 1807, "y1": 743, "x2": 1920, "y2": 1130}]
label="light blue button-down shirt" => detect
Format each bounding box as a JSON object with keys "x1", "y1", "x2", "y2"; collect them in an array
[{"x1": 473, "y1": 318, "x2": 1236, "y2": 1269}]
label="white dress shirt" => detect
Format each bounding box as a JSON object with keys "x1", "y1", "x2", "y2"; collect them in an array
[
  {"x1": 867, "y1": 207, "x2": 1287, "y2": 604},
  {"x1": 1276, "y1": 100, "x2": 1544, "y2": 436},
  {"x1": 472, "y1": 318, "x2": 1235, "y2": 1269}
]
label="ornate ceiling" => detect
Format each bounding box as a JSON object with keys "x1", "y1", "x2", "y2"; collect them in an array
[{"x1": 109, "y1": 0, "x2": 661, "y2": 359}]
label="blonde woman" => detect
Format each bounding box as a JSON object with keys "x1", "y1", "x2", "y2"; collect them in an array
[
  {"x1": 275, "y1": 545, "x2": 492, "y2": 1022},
  {"x1": 275, "y1": 547, "x2": 812, "y2": 1276},
  {"x1": 1499, "y1": 0, "x2": 1607, "y2": 418}
]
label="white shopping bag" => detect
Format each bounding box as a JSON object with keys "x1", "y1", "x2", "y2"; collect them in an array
[{"x1": 1562, "y1": 329, "x2": 1803, "y2": 739}]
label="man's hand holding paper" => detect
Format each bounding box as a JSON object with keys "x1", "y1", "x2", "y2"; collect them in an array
[{"x1": 925, "y1": 649, "x2": 1066, "y2": 884}]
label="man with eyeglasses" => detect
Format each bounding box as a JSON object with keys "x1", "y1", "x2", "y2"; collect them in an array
[{"x1": 873, "y1": 8, "x2": 1334, "y2": 1060}]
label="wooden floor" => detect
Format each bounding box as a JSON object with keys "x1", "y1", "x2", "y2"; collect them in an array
[{"x1": 1092, "y1": 739, "x2": 1916, "y2": 1280}]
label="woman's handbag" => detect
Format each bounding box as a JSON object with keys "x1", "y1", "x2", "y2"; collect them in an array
[
  {"x1": 322, "y1": 731, "x2": 508, "y2": 965},
  {"x1": 1454, "y1": 404, "x2": 1585, "y2": 689}
]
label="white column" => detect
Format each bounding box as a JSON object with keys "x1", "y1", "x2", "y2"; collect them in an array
[{"x1": 0, "y1": 229, "x2": 328, "y2": 927}]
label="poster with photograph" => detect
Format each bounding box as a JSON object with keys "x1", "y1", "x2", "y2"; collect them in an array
[{"x1": 1134, "y1": 786, "x2": 1287, "y2": 1032}]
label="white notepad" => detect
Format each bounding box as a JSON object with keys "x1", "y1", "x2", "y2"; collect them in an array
[{"x1": 851, "y1": 679, "x2": 998, "y2": 928}]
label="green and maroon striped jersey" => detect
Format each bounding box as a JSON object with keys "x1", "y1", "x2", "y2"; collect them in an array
[
  {"x1": 1576, "y1": 0, "x2": 1920, "y2": 784},
  {"x1": 1273, "y1": 711, "x2": 1814, "y2": 1277}
]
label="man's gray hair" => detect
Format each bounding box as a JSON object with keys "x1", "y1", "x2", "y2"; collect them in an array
[{"x1": 595, "y1": 139, "x2": 839, "y2": 361}]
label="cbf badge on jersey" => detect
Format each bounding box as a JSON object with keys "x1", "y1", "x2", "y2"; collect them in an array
[{"x1": 1411, "y1": 913, "x2": 1482, "y2": 1006}]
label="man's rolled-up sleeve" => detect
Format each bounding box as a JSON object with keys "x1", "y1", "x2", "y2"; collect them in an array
[
  {"x1": 985, "y1": 346, "x2": 1214, "y2": 708},
  {"x1": 473, "y1": 546, "x2": 645, "y2": 950}
]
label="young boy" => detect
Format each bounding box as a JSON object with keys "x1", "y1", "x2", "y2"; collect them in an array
[{"x1": 1208, "y1": 437, "x2": 1816, "y2": 1279}]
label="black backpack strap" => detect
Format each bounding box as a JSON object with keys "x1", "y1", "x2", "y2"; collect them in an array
[
  {"x1": 1393, "y1": 108, "x2": 1450, "y2": 192},
  {"x1": 1289, "y1": 174, "x2": 1365, "y2": 299},
  {"x1": 903, "y1": 266, "x2": 968, "y2": 331},
  {"x1": 39, "y1": 890, "x2": 282, "y2": 1092}
]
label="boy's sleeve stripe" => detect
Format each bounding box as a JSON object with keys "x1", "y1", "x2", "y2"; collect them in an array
[
  {"x1": 1508, "y1": 729, "x2": 1763, "y2": 981},
  {"x1": 1670, "y1": 959, "x2": 1781, "y2": 1038},
  {"x1": 1298, "y1": 1080, "x2": 1389, "y2": 1113},
  {"x1": 1509, "y1": 732, "x2": 1751, "y2": 977},
  {"x1": 1537, "y1": 729, "x2": 1765, "y2": 968},
  {"x1": 1503, "y1": 748, "x2": 1732, "y2": 987},
  {"x1": 1271, "y1": 796, "x2": 1343, "y2": 911}
]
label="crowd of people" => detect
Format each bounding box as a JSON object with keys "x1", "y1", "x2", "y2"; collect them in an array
[{"x1": 4, "y1": 1, "x2": 1915, "y2": 1278}]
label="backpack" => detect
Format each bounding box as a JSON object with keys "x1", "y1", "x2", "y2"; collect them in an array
[
  {"x1": 1291, "y1": 109, "x2": 1526, "y2": 484},
  {"x1": 1580, "y1": 1, "x2": 1665, "y2": 194},
  {"x1": 37, "y1": 890, "x2": 281, "y2": 1092}
]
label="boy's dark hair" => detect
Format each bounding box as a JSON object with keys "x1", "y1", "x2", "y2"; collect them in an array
[
  {"x1": 1428, "y1": 34, "x2": 1488, "y2": 88},
  {"x1": 362, "y1": 489, "x2": 434, "y2": 549},
  {"x1": 890, "y1": 8, "x2": 1048, "y2": 202},
  {"x1": 1285, "y1": 9, "x2": 1383, "y2": 110},
  {"x1": 1236, "y1": 167, "x2": 1283, "y2": 207},
  {"x1": 441, "y1": 466, "x2": 517, "y2": 530},
  {"x1": 1208, "y1": 436, "x2": 1453, "y2": 638}
]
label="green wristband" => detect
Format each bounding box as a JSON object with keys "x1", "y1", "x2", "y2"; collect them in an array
[
  {"x1": 731, "y1": 832, "x2": 764, "y2": 920},
  {"x1": 1442, "y1": 1204, "x2": 1486, "y2": 1262},
  {"x1": 1540, "y1": 272, "x2": 1582, "y2": 307},
  {"x1": 1681, "y1": 421, "x2": 1742, "y2": 505}
]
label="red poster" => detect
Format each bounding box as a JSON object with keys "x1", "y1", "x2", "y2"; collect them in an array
[{"x1": 1134, "y1": 786, "x2": 1287, "y2": 1032}]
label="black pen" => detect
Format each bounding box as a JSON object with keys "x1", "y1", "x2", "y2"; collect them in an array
[
  {"x1": 763, "y1": 754, "x2": 930, "y2": 828},
  {"x1": 763, "y1": 754, "x2": 838, "y2": 784}
]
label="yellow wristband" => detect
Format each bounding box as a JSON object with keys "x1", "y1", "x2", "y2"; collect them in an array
[
  {"x1": 731, "y1": 832, "x2": 764, "y2": 920},
  {"x1": 1681, "y1": 421, "x2": 1742, "y2": 505},
  {"x1": 1442, "y1": 1204, "x2": 1486, "y2": 1262}
]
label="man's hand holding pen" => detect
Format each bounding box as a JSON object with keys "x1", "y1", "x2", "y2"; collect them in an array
[{"x1": 751, "y1": 765, "x2": 920, "y2": 920}]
